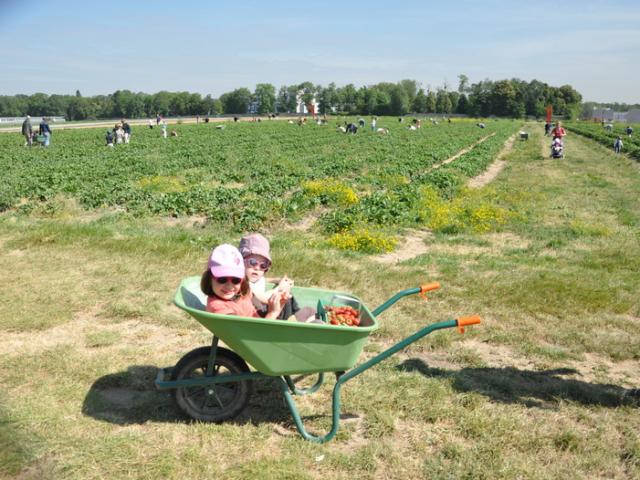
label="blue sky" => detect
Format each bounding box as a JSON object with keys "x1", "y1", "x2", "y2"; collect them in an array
[{"x1": 1, "y1": 0, "x2": 638, "y2": 103}]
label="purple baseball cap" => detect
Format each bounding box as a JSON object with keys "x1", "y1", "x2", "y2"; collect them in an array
[
  {"x1": 207, "y1": 244, "x2": 245, "y2": 279},
  {"x1": 238, "y1": 233, "x2": 272, "y2": 263}
]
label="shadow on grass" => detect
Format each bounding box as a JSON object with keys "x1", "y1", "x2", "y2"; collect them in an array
[
  {"x1": 82, "y1": 365, "x2": 325, "y2": 428},
  {"x1": 398, "y1": 359, "x2": 639, "y2": 408}
]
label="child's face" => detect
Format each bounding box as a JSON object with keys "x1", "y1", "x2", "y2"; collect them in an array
[
  {"x1": 211, "y1": 276, "x2": 242, "y2": 300},
  {"x1": 243, "y1": 254, "x2": 270, "y2": 283}
]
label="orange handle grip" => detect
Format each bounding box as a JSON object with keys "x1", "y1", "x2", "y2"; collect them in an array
[
  {"x1": 457, "y1": 315, "x2": 481, "y2": 327},
  {"x1": 420, "y1": 282, "x2": 440, "y2": 294}
]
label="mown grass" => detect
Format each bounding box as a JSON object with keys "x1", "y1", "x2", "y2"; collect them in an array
[{"x1": 0, "y1": 122, "x2": 638, "y2": 479}]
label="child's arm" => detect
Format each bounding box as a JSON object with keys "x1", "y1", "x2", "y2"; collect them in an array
[
  {"x1": 264, "y1": 289, "x2": 292, "y2": 319},
  {"x1": 264, "y1": 275, "x2": 294, "y2": 295}
]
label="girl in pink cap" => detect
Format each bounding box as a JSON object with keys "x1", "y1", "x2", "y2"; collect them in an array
[{"x1": 200, "y1": 244, "x2": 289, "y2": 319}]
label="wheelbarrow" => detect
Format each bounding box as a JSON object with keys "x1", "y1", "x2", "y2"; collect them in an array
[{"x1": 156, "y1": 276, "x2": 481, "y2": 443}]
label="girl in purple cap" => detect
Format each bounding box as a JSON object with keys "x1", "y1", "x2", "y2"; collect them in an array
[
  {"x1": 201, "y1": 244, "x2": 289, "y2": 319},
  {"x1": 239, "y1": 233, "x2": 317, "y2": 322}
]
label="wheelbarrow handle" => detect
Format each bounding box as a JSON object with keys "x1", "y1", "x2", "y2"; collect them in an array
[{"x1": 372, "y1": 282, "x2": 439, "y2": 317}]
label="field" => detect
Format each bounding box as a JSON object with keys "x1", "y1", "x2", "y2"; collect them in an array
[
  {"x1": 566, "y1": 122, "x2": 640, "y2": 159},
  {"x1": 1, "y1": 119, "x2": 639, "y2": 479}
]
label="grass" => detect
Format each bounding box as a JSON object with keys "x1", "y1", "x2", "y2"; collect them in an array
[{"x1": 0, "y1": 122, "x2": 639, "y2": 479}]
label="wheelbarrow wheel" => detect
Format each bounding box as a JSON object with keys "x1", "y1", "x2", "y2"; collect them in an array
[{"x1": 171, "y1": 346, "x2": 253, "y2": 422}]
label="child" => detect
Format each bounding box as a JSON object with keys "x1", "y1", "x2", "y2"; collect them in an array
[
  {"x1": 238, "y1": 233, "x2": 317, "y2": 322},
  {"x1": 201, "y1": 244, "x2": 289, "y2": 319},
  {"x1": 614, "y1": 136, "x2": 623, "y2": 154}
]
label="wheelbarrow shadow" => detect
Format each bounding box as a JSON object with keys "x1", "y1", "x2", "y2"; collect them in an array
[
  {"x1": 397, "y1": 359, "x2": 639, "y2": 408},
  {"x1": 82, "y1": 365, "x2": 324, "y2": 427}
]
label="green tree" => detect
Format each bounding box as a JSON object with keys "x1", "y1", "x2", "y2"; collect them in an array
[
  {"x1": 426, "y1": 91, "x2": 437, "y2": 113},
  {"x1": 399, "y1": 79, "x2": 418, "y2": 107},
  {"x1": 219, "y1": 88, "x2": 252, "y2": 114},
  {"x1": 435, "y1": 89, "x2": 452, "y2": 113},
  {"x1": 412, "y1": 89, "x2": 428, "y2": 113},
  {"x1": 253, "y1": 83, "x2": 276, "y2": 114},
  {"x1": 318, "y1": 82, "x2": 338, "y2": 114},
  {"x1": 458, "y1": 74, "x2": 469, "y2": 93},
  {"x1": 389, "y1": 85, "x2": 409, "y2": 116},
  {"x1": 456, "y1": 93, "x2": 469, "y2": 114}
]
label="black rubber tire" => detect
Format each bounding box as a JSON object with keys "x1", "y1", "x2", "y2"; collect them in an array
[{"x1": 171, "y1": 346, "x2": 253, "y2": 422}]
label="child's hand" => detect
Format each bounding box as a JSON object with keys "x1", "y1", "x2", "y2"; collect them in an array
[
  {"x1": 278, "y1": 275, "x2": 294, "y2": 293},
  {"x1": 266, "y1": 289, "x2": 291, "y2": 318}
]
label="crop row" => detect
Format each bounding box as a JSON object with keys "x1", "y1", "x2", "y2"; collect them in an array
[
  {"x1": 0, "y1": 119, "x2": 518, "y2": 231},
  {"x1": 565, "y1": 122, "x2": 640, "y2": 159}
]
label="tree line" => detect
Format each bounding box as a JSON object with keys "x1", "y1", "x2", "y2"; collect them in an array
[{"x1": 0, "y1": 75, "x2": 582, "y2": 120}]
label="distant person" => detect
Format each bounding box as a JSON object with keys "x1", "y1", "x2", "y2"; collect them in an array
[
  {"x1": 105, "y1": 130, "x2": 114, "y2": 147},
  {"x1": 544, "y1": 122, "x2": 551, "y2": 136},
  {"x1": 614, "y1": 136, "x2": 623, "y2": 154},
  {"x1": 39, "y1": 118, "x2": 51, "y2": 147},
  {"x1": 156, "y1": 114, "x2": 161, "y2": 125},
  {"x1": 122, "y1": 120, "x2": 131, "y2": 144},
  {"x1": 161, "y1": 120, "x2": 168, "y2": 138},
  {"x1": 196, "y1": 114, "x2": 200, "y2": 125},
  {"x1": 114, "y1": 123, "x2": 125, "y2": 144},
  {"x1": 345, "y1": 122, "x2": 358, "y2": 134},
  {"x1": 551, "y1": 121, "x2": 566, "y2": 140},
  {"x1": 371, "y1": 116, "x2": 377, "y2": 131},
  {"x1": 626, "y1": 126, "x2": 633, "y2": 137},
  {"x1": 21, "y1": 115, "x2": 33, "y2": 146}
]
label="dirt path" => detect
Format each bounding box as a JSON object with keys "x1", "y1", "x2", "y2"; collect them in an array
[
  {"x1": 431, "y1": 132, "x2": 496, "y2": 170},
  {"x1": 467, "y1": 133, "x2": 517, "y2": 188},
  {"x1": 373, "y1": 229, "x2": 433, "y2": 264}
]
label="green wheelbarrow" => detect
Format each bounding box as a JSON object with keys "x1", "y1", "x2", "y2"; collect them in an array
[{"x1": 156, "y1": 276, "x2": 481, "y2": 443}]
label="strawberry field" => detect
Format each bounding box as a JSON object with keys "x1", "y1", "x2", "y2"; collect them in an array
[
  {"x1": 565, "y1": 122, "x2": 640, "y2": 159},
  {"x1": 0, "y1": 118, "x2": 517, "y2": 248}
]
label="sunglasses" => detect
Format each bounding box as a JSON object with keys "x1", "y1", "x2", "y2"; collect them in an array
[
  {"x1": 245, "y1": 258, "x2": 270, "y2": 270},
  {"x1": 213, "y1": 276, "x2": 242, "y2": 285}
]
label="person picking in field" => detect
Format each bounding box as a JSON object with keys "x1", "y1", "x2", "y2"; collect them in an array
[
  {"x1": 238, "y1": 233, "x2": 317, "y2": 322},
  {"x1": 21, "y1": 115, "x2": 33, "y2": 146}
]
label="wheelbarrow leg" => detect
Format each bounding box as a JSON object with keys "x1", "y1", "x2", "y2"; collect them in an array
[
  {"x1": 206, "y1": 336, "x2": 220, "y2": 376},
  {"x1": 277, "y1": 377, "x2": 343, "y2": 443},
  {"x1": 283, "y1": 373, "x2": 325, "y2": 395}
]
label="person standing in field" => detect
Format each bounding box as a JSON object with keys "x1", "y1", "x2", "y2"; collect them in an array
[
  {"x1": 551, "y1": 121, "x2": 566, "y2": 140},
  {"x1": 627, "y1": 126, "x2": 633, "y2": 137},
  {"x1": 614, "y1": 136, "x2": 623, "y2": 154},
  {"x1": 39, "y1": 117, "x2": 52, "y2": 147},
  {"x1": 21, "y1": 115, "x2": 33, "y2": 146},
  {"x1": 161, "y1": 120, "x2": 168, "y2": 138},
  {"x1": 371, "y1": 117, "x2": 377, "y2": 132},
  {"x1": 122, "y1": 120, "x2": 131, "y2": 144}
]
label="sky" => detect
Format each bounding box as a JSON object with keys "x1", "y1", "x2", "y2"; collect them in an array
[{"x1": 1, "y1": 0, "x2": 638, "y2": 103}]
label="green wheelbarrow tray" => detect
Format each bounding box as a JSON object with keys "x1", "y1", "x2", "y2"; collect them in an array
[
  {"x1": 173, "y1": 276, "x2": 378, "y2": 376},
  {"x1": 159, "y1": 277, "x2": 481, "y2": 443}
]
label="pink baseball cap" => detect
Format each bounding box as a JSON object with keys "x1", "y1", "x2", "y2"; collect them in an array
[
  {"x1": 238, "y1": 233, "x2": 272, "y2": 263},
  {"x1": 207, "y1": 244, "x2": 245, "y2": 279}
]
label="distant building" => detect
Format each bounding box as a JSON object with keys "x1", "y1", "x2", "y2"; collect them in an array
[
  {"x1": 589, "y1": 107, "x2": 614, "y2": 122},
  {"x1": 625, "y1": 109, "x2": 640, "y2": 123}
]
